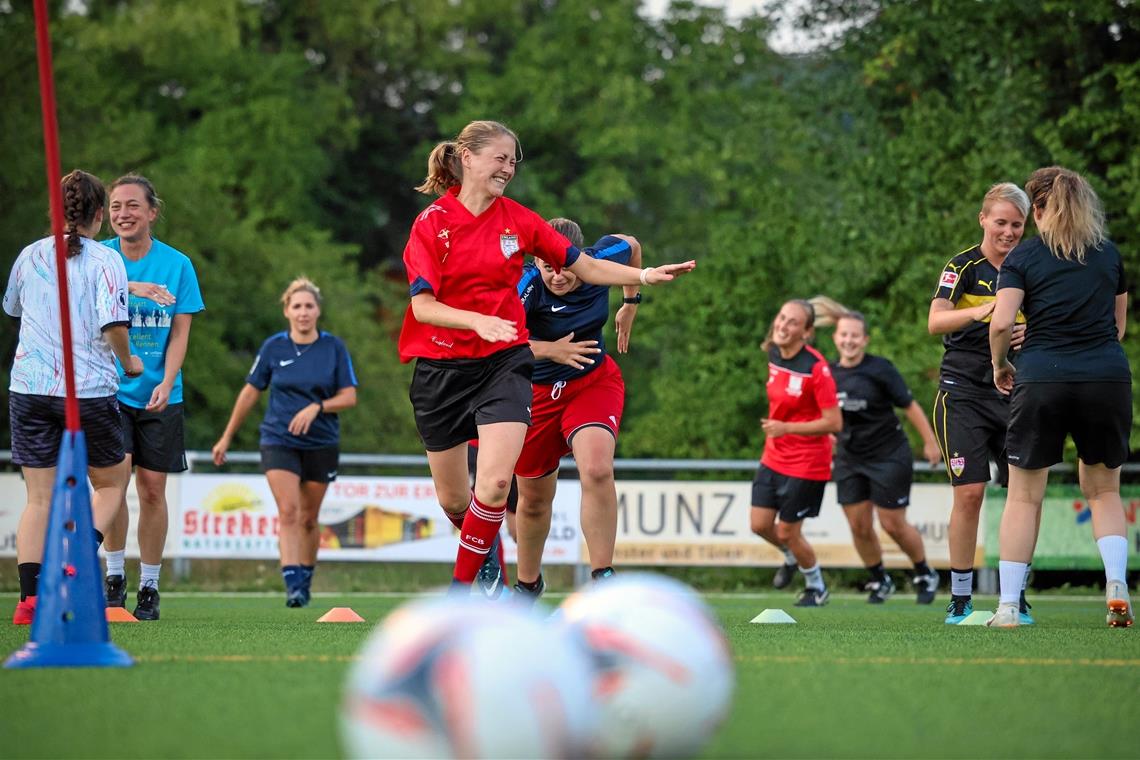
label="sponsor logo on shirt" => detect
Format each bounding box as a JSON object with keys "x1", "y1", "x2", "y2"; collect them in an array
[
  {"x1": 500, "y1": 231, "x2": 520, "y2": 259},
  {"x1": 939, "y1": 270, "x2": 959, "y2": 288},
  {"x1": 279, "y1": 359, "x2": 295, "y2": 367},
  {"x1": 977, "y1": 278, "x2": 994, "y2": 292},
  {"x1": 551, "y1": 305, "x2": 567, "y2": 312}
]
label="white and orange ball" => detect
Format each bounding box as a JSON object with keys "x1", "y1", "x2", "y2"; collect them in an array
[
  {"x1": 558, "y1": 573, "x2": 735, "y2": 759},
  {"x1": 340, "y1": 595, "x2": 598, "y2": 759}
]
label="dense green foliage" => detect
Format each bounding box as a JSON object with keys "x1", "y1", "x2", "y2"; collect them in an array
[
  {"x1": 2, "y1": 593, "x2": 1137, "y2": 757},
  {"x1": 2, "y1": 0, "x2": 1137, "y2": 457}
]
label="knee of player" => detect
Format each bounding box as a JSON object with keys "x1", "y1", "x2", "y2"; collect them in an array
[{"x1": 577, "y1": 460, "x2": 615, "y2": 487}]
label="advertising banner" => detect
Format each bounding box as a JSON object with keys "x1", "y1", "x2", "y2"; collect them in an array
[
  {"x1": 985, "y1": 485, "x2": 1140, "y2": 569},
  {"x1": 177, "y1": 474, "x2": 582, "y2": 564},
  {"x1": 611, "y1": 481, "x2": 975, "y2": 569}
]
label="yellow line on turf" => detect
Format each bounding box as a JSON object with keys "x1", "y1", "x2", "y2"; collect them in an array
[
  {"x1": 737, "y1": 655, "x2": 1140, "y2": 668},
  {"x1": 135, "y1": 654, "x2": 358, "y2": 663}
]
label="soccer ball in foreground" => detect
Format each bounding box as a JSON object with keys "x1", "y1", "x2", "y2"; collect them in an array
[
  {"x1": 558, "y1": 573, "x2": 735, "y2": 758},
  {"x1": 340, "y1": 595, "x2": 598, "y2": 759}
]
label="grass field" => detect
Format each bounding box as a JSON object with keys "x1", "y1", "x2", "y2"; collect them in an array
[{"x1": 1, "y1": 591, "x2": 1137, "y2": 759}]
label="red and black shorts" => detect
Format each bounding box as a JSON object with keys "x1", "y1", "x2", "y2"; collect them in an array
[
  {"x1": 515, "y1": 356, "x2": 625, "y2": 479},
  {"x1": 409, "y1": 345, "x2": 535, "y2": 452}
]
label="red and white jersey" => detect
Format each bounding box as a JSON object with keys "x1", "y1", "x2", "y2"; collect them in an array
[
  {"x1": 398, "y1": 187, "x2": 578, "y2": 362},
  {"x1": 761, "y1": 343, "x2": 838, "y2": 481}
]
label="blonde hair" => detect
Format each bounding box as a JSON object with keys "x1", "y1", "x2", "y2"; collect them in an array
[
  {"x1": 980, "y1": 182, "x2": 1030, "y2": 220},
  {"x1": 414, "y1": 120, "x2": 522, "y2": 196},
  {"x1": 547, "y1": 217, "x2": 584, "y2": 248},
  {"x1": 762, "y1": 299, "x2": 815, "y2": 351},
  {"x1": 1025, "y1": 166, "x2": 1105, "y2": 263},
  {"x1": 808, "y1": 295, "x2": 865, "y2": 330},
  {"x1": 281, "y1": 277, "x2": 322, "y2": 308}
]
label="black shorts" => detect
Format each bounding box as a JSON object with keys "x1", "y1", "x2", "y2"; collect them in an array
[
  {"x1": 1007, "y1": 381, "x2": 1132, "y2": 469},
  {"x1": 932, "y1": 390, "x2": 1009, "y2": 487},
  {"x1": 751, "y1": 464, "x2": 826, "y2": 524},
  {"x1": 410, "y1": 345, "x2": 535, "y2": 452},
  {"x1": 261, "y1": 445, "x2": 340, "y2": 483},
  {"x1": 9, "y1": 393, "x2": 125, "y2": 469},
  {"x1": 467, "y1": 445, "x2": 518, "y2": 513},
  {"x1": 834, "y1": 442, "x2": 913, "y2": 509},
  {"x1": 121, "y1": 402, "x2": 188, "y2": 473}
]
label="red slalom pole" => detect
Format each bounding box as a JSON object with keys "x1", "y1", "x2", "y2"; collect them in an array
[{"x1": 33, "y1": 0, "x2": 80, "y2": 432}]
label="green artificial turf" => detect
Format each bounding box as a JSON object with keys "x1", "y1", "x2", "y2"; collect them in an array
[{"x1": 1, "y1": 593, "x2": 1136, "y2": 759}]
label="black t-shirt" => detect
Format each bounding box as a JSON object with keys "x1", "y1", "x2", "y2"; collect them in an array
[
  {"x1": 932, "y1": 245, "x2": 1021, "y2": 398},
  {"x1": 997, "y1": 236, "x2": 1129, "y2": 383},
  {"x1": 831, "y1": 354, "x2": 913, "y2": 461}
]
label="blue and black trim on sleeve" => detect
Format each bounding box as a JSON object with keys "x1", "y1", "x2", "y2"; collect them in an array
[
  {"x1": 588, "y1": 236, "x2": 632, "y2": 265},
  {"x1": 409, "y1": 276, "x2": 434, "y2": 297}
]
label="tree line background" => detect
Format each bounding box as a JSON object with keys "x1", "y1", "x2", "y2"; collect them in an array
[{"x1": 1, "y1": 0, "x2": 1137, "y2": 460}]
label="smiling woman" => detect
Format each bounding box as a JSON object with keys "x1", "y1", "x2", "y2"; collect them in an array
[
  {"x1": 211, "y1": 277, "x2": 358, "y2": 608},
  {"x1": 398, "y1": 120, "x2": 696, "y2": 594}
]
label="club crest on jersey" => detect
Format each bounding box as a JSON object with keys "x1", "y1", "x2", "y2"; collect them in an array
[
  {"x1": 500, "y1": 233, "x2": 520, "y2": 259},
  {"x1": 939, "y1": 270, "x2": 959, "y2": 288},
  {"x1": 950, "y1": 456, "x2": 966, "y2": 477},
  {"x1": 786, "y1": 375, "x2": 804, "y2": 397}
]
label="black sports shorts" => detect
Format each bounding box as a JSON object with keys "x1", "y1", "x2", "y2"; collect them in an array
[
  {"x1": 932, "y1": 390, "x2": 1009, "y2": 487},
  {"x1": 751, "y1": 464, "x2": 826, "y2": 524},
  {"x1": 260, "y1": 445, "x2": 340, "y2": 483},
  {"x1": 1007, "y1": 381, "x2": 1132, "y2": 469},
  {"x1": 409, "y1": 344, "x2": 535, "y2": 452},
  {"x1": 9, "y1": 393, "x2": 125, "y2": 469},
  {"x1": 834, "y1": 441, "x2": 913, "y2": 509},
  {"x1": 122, "y1": 402, "x2": 188, "y2": 473}
]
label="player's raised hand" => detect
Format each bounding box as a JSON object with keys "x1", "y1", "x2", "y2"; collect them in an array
[{"x1": 642, "y1": 261, "x2": 697, "y2": 285}]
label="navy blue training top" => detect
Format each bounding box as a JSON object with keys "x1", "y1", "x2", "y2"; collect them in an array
[
  {"x1": 997, "y1": 236, "x2": 1129, "y2": 383},
  {"x1": 518, "y1": 235, "x2": 633, "y2": 385},
  {"x1": 246, "y1": 331, "x2": 358, "y2": 448},
  {"x1": 831, "y1": 354, "x2": 913, "y2": 461}
]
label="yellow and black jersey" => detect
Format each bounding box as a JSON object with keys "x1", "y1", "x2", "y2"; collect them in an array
[{"x1": 931, "y1": 245, "x2": 1023, "y2": 397}]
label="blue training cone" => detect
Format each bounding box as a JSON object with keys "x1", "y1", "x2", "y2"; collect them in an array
[{"x1": 5, "y1": 431, "x2": 132, "y2": 668}]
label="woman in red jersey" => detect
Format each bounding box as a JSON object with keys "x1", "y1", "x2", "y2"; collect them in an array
[
  {"x1": 750, "y1": 299, "x2": 842, "y2": 607},
  {"x1": 399, "y1": 120, "x2": 694, "y2": 592}
]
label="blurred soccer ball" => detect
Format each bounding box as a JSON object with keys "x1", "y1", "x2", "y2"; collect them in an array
[
  {"x1": 558, "y1": 573, "x2": 735, "y2": 759},
  {"x1": 340, "y1": 595, "x2": 598, "y2": 759}
]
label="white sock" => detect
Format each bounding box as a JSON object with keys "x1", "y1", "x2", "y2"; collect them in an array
[
  {"x1": 950, "y1": 569, "x2": 973, "y2": 597},
  {"x1": 1022, "y1": 563, "x2": 1031, "y2": 592},
  {"x1": 781, "y1": 546, "x2": 796, "y2": 565},
  {"x1": 998, "y1": 561, "x2": 1027, "y2": 605},
  {"x1": 105, "y1": 550, "x2": 126, "y2": 577},
  {"x1": 140, "y1": 563, "x2": 162, "y2": 590},
  {"x1": 1096, "y1": 535, "x2": 1128, "y2": 583},
  {"x1": 800, "y1": 563, "x2": 825, "y2": 591}
]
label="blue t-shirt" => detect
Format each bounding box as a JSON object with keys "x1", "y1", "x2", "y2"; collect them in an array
[
  {"x1": 247, "y1": 331, "x2": 358, "y2": 449},
  {"x1": 518, "y1": 235, "x2": 633, "y2": 385},
  {"x1": 103, "y1": 237, "x2": 205, "y2": 408},
  {"x1": 997, "y1": 236, "x2": 1129, "y2": 383}
]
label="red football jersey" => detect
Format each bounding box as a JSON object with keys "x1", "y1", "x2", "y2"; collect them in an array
[
  {"x1": 398, "y1": 187, "x2": 577, "y2": 361},
  {"x1": 760, "y1": 343, "x2": 838, "y2": 481}
]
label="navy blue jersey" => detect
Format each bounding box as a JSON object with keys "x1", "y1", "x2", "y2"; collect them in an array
[
  {"x1": 831, "y1": 354, "x2": 913, "y2": 461},
  {"x1": 246, "y1": 331, "x2": 358, "y2": 449},
  {"x1": 518, "y1": 235, "x2": 633, "y2": 385},
  {"x1": 998, "y1": 236, "x2": 1129, "y2": 383}
]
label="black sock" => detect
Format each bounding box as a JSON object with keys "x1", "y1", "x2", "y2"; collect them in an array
[
  {"x1": 590, "y1": 566, "x2": 615, "y2": 580},
  {"x1": 913, "y1": 560, "x2": 932, "y2": 576},
  {"x1": 868, "y1": 563, "x2": 887, "y2": 583},
  {"x1": 517, "y1": 574, "x2": 543, "y2": 592},
  {"x1": 94, "y1": 529, "x2": 104, "y2": 547},
  {"x1": 18, "y1": 562, "x2": 41, "y2": 601}
]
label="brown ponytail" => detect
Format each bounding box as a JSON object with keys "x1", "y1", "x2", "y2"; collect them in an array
[
  {"x1": 61, "y1": 170, "x2": 107, "y2": 258},
  {"x1": 413, "y1": 120, "x2": 521, "y2": 196}
]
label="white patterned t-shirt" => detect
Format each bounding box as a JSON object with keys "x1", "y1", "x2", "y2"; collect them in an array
[{"x1": 4, "y1": 236, "x2": 129, "y2": 397}]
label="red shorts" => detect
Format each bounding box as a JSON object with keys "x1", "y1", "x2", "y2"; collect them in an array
[{"x1": 514, "y1": 356, "x2": 625, "y2": 478}]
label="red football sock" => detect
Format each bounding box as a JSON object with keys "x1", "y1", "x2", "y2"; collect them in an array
[
  {"x1": 442, "y1": 506, "x2": 467, "y2": 531},
  {"x1": 453, "y1": 493, "x2": 506, "y2": 583}
]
